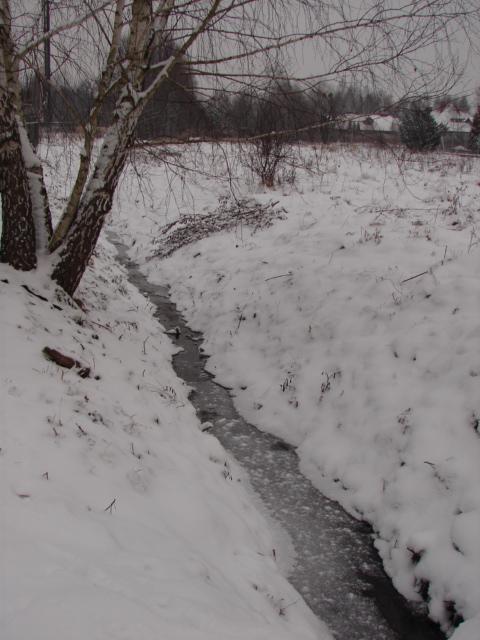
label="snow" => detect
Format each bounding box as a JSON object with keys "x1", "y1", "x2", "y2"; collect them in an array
[
  {"x1": 0, "y1": 240, "x2": 327, "y2": 640},
  {"x1": 110, "y1": 142, "x2": 480, "y2": 638},
  {"x1": 3, "y1": 138, "x2": 480, "y2": 639}
]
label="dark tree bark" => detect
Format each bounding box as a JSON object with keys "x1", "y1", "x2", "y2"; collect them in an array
[
  {"x1": 51, "y1": 0, "x2": 188, "y2": 296},
  {"x1": 50, "y1": 176, "x2": 123, "y2": 296},
  {"x1": 0, "y1": 0, "x2": 51, "y2": 269},
  {"x1": 0, "y1": 91, "x2": 37, "y2": 270},
  {"x1": 51, "y1": 114, "x2": 136, "y2": 295}
]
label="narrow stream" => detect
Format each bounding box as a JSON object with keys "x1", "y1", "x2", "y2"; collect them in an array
[{"x1": 113, "y1": 240, "x2": 445, "y2": 640}]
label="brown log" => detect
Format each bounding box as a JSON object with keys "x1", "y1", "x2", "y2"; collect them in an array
[{"x1": 42, "y1": 347, "x2": 91, "y2": 378}]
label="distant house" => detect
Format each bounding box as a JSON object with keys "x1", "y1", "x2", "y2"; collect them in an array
[
  {"x1": 432, "y1": 103, "x2": 471, "y2": 133},
  {"x1": 332, "y1": 104, "x2": 475, "y2": 150},
  {"x1": 339, "y1": 113, "x2": 400, "y2": 132}
]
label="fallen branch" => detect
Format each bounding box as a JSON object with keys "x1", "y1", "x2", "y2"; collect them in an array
[
  {"x1": 22, "y1": 284, "x2": 48, "y2": 302},
  {"x1": 401, "y1": 270, "x2": 429, "y2": 284},
  {"x1": 154, "y1": 197, "x2": 286, "y2": 259},
  {"x1": 265, "y1": 271, "x2": 293, "y2": 281},
  {"x1": 22, "y1": 284, "x2": 62, "y2": 310},
  {"x1": 43, "y1": 347, "x2": 91, "y2": 378}
]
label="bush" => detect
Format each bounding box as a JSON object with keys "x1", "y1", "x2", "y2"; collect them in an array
[
  {"x1": 239, "y1": 82, "x2": 299, "y2": 187},
  {"x1": 399, "y1": 106, "x2": 446, "y2": 151},
  {"x1": 245, "y1": 134, "x2": 291, "y2": 188}
]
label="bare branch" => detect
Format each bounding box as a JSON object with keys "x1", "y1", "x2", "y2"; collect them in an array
[{"x1": 15, "y1": 0, "x2": 116, "y2": 62}]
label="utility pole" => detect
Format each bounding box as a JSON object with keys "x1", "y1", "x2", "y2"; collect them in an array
[{"x1": 43, "y1": 0, "x2": 51, "y2": 128}]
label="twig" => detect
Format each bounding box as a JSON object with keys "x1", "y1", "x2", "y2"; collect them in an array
[
  {"x1": 104, "y1": 498, "x2": 116, "y2": 514},
  {"x1": 265, "y1": 271, "x2": 293, "y2": 281},
  {"x1": 130, "y1": 442, "x2": 141, "y2": 459},
  {"x1": 76, "y1": 423, "x2": 87, "y2": 436},
  {"x1": 468, "y1": 230, "x2": 478, "y2": 253},
  {"x1": 401, "y1": 270, "x2": 428, "y2": 284},
  {"x1": 281, "y1": 599, "x2": 300, "y2": 611},
  {"x1": 73, "y1": 336, "x2": 85, "y2": 351},
  {"x1": 21, "y1": 284, "x2": 49, "y2": 302},
  {"x1": 89, "y1": 319, "x2": 113, "y2": 333},
  {"x1": 234, "y1": 305, "x2": 247, "y2": 333}
]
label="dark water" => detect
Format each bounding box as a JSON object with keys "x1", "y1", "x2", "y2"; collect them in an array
[{"x1": 113, "y1": 240, "x2": 444, "y2": 640}]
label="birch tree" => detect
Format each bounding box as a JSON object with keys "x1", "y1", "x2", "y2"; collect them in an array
[{"x1": 0, "y1": 0, "x2": 478, "y2": 295}]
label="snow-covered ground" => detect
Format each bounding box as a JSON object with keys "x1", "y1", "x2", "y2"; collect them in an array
[
  {"x1": 3, "y1": 140, "x2": 479, "y2": 639},
  {"x1": 1, "y1": 238, "x2": 328, "y2": 639},
  {"x1": 110, "y1": 142, "x2": 480, "y2": 639}
]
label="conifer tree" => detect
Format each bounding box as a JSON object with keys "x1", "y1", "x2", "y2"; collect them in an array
[{"x1": 399, "y1": 106, "x2": 446, "y2": 151}]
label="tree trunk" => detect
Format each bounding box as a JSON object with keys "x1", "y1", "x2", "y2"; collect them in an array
[
  {"x1": 51, "y1": 0, "x2": 173, "y2": 296},
  {"x1": 0, "y1": 0, "x2": 51, "y2": 268},
  {"x1": 51, "y1": 115, "x2": 136, "y2": 295},
  {"x1": 50, "y1": 183, "x2": 119, "y2": 296},
  {"x1": 0, "y1": 92, "x2": 37, "y2": 270},
  {"x1": 48, "y1": 0, "x2": 126, "y2": 253}
]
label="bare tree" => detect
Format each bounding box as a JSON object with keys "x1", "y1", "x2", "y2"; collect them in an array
[
  {"x1": 236, "y1": 80, "x2": 306, "y2": 187},
  {"x1": 1, "y1": 0, "x2": 478, "y2": 295}
]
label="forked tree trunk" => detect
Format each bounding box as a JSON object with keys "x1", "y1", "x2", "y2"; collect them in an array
[
  {"x1": 48, "y1": 0, "x2": 126, "y2": 254},
  {"x1": 51, "y1": 0, "x2": 176, "y2": 296},
  {"x1": 51, "y1": 114, "x2": 137, "y2": 295}
]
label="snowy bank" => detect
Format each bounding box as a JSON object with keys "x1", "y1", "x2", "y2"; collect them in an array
[
  {"x1": 112, "y1": 143, "x2": 480, "y2": 638},
  {"x1": 0, "y1": 240, "x2": 327, "y2": 640}
]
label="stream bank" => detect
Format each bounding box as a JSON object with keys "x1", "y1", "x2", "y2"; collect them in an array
[{"x1": 113, "y1": 239, "x2": 445, "y2": 640}]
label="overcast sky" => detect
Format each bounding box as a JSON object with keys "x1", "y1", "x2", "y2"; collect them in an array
[
  {"x1": 290, "y1": 14, "x2": 480, "y2": 106},
  {"x1": 9, "y1": 0, "x2": 480, "y2": 107}
]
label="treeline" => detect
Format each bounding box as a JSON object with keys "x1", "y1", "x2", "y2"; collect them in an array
[
  {"x1": 22, "y1": 52, "x2": 209, "y2": 144},
  {"x1": 22, "y1": 61, "x2": 398, "y2": 145}
]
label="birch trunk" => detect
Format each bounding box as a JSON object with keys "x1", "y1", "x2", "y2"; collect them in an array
[
  {"x1": 0, "y1": 0, "x2": 51, "y2": 268},
  {"x1": 0, "y1": 1, "x2": 36, "y2": 269},
  {"x1": 0, "y1": 91, "x2": 37, "y2": 269},
  {"x1": 51, "y1": 110, "x2": 137, "y2": 295},
  {"x1": 48, "y1": 0, "x2": 126, "y2": 253},
  {"x1": 51, "y1": 0, "x2": 173, "y2": 295}
]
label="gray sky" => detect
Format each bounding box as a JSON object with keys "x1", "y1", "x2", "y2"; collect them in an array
[
  {"x1": 290, "y1": 15, "x2": 480, "y2": 106},
  {"x1": 10, "y1": 0, "x2": 480, "y2": 107}
]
